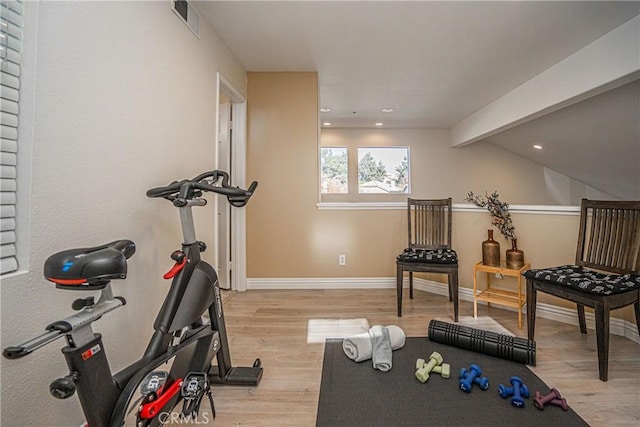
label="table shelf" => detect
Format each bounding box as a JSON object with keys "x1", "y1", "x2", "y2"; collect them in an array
[{"x1": 473, "y1": 261, "x2": 531, "y2": 330}]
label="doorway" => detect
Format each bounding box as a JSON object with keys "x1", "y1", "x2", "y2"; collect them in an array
[{"x1": 216, "y1": 73, "x2": 248, "y2": 291}]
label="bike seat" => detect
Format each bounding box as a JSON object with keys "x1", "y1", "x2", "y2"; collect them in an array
[{"x1": 44, "y1": 240, "x2": 136, "y2": 290}]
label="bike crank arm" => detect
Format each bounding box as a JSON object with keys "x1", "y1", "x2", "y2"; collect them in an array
[{"x1": 137, "y1": 379, "x2": 183, "y2": 421}]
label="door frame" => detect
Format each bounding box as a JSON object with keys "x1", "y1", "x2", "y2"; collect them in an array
[{"x1": 216, "y1": 72, "x2": 248, "y2": 292}]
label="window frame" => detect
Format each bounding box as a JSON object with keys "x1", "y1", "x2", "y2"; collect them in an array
[
  {"x1": 356, "y1": 146, "x2": 410, "y2": 195},
  {"x1": 319, "y1": 143, "x2": 411, "y2": 204}
]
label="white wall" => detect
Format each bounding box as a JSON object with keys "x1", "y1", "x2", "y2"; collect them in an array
[{"x1": 1, "y1": 2, "x2": 246, "y2": 425}]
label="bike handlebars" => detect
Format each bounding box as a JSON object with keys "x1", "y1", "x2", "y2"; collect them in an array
[{"x1": 146, "y1": 170, "x2": 258, "y2": 208}]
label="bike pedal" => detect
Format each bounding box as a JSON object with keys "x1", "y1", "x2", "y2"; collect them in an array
[
  {"x1": 181, "y1": 372, "x2": 210, "y2": 419},
  {"x1": 181, "y1": 372, "x2": 209, "y2": 399},
  {"x1": 139, "y1": 371, "x2": 168, "y2": 396}
]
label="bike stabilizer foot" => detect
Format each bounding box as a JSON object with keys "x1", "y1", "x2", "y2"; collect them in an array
[{"x1": 208, "y1": 365, "x2": 263, "y2": 386}]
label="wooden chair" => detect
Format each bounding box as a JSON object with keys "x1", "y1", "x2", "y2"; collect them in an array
[
  {"x1": 396, "y1": 198, "x2": 458, "y2": 321},
  {"x1": 525, "y1": 199, "x2": 640, "y2": 381}
]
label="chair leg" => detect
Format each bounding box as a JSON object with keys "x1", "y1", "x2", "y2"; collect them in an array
[
  {"x1": 593, "y1": 302, "x2": 610, "y2": 381},
  {"x1": 450, "y1": 269, "x2": 459, "y2": 323},
  {"x1": 409, "y1": 271, "x2": 414, "y2": 299},
  {"x1": 634, "y1": 298, "x2": 640, "y2": 336},
  {"x1": 396, "y1": 264, "x2": 403, "y2": 317},
  {"x1": 447, "y1": 276, "x2": 453, "y2": 302},
  {"x1": 526, "y1": 279, "x2": 537, "y2": 340},
  {"x1": 577, "y1": 304, "x2": 587, "y2": 334}
]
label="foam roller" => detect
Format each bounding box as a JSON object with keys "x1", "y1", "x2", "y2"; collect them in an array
[{"x1": 427, "y1": 320, "x2": 536, "y2": 365}]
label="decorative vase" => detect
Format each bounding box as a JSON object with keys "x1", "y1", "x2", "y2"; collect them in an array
[
  {"x1": 482, "y1": 230, "x2": 500, "y2": 267},
  {"x1": 506, "y1": 238, "x2": 525, "y2": 269}
]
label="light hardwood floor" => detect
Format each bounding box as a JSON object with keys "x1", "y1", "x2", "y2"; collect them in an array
[{"x1": 209, "y1": 288, "x2": 640, "y2": 426}]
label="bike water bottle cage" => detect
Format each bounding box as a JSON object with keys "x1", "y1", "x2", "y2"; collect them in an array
[{"x1": 44, "y1": 240, "x2": 136, "y2": 290}]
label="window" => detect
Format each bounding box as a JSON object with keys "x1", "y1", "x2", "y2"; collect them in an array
[
  {"x1": 1, "y1": 0, "x2": 23, "y2": 274},
  {"x1": 320, "y1": 147, "x2": 348, "y2": 194},
  {"x1": 357, "y1": 147, "x2": 409, "y2": 194}
]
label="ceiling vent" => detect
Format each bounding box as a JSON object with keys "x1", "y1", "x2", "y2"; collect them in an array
[{"x1": 172, "y1": 0, "x2": 200, "y2": 38}]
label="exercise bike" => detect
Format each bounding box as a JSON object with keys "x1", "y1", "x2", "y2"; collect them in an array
[{"x1": 3, "y1": 170, "x2": 262, "y2": 426}]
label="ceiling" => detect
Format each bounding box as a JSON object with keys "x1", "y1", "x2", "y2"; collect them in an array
[{"x1": 196, "y1": 1, "x2": 640, "y2": 199}]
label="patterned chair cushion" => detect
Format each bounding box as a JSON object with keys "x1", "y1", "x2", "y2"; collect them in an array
[
  {"x1": 523, "y1": 265, "x2": 640, "y2": 295},
  {"x1": 397, "y1": 248, "x2": 458, "y2": 264}
]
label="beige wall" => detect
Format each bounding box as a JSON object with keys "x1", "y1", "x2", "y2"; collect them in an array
[
  {"x1": 321, "y1": 128, "x2": 605, "y2": 205},
  {"x1": 246, "y1": 72, "x2": 321, "y2": 276},
  {"x1": 245, "y1": 72, "x2": 636, "y2": 324},
  {"x1": 246, "y1": 73, "x2": 584, "y2": 279}
]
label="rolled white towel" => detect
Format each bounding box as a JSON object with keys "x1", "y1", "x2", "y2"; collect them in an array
[
  {"x1": 342, "y1": 325, "x2": 406, "y2": 362},
  {"x1": 370, "y1": 325, "x2": 392, "y2": 372}
]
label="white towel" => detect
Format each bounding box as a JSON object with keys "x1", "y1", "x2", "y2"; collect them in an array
[
  {"x1": 342, "y1": 325, "x2": 406, "y2": 362},
  {"x1": 370, "y1": 325, "x2": 392, "y2": 371}
]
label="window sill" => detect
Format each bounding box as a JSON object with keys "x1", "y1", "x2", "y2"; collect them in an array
[
  {"x1": 317, "y1": 202, "x2": 405, "y2": 210},
  {"x1": 316, "y1": 202, "x2": 581, "y2": 215}
]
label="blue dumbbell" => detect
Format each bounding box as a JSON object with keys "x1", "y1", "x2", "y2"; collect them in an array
[
  {"x1": 459, "y1": 364, "x2": 489, "y2": 392},
  {"x1": 498, "y1": 376, "x2": 530, "y2": 408}
]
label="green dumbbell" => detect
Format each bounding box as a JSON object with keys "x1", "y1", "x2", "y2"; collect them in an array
[
  {"x1": 414, "y1": 352, "x2": 444, "y2": 383},
  {"x1": 415, "y1": 366, "x2": 429, "y2": 383},
  {"x1": 432, "y1": 363, "x2": 451, "y2": 379}
]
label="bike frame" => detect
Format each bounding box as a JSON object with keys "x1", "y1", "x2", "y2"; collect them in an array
[
  {"x1": 61, "y1": 200, "x2": 229, "y2": 426},
  {"x1": 3, "y1": 172, "x2": 261, "y2": 426}
]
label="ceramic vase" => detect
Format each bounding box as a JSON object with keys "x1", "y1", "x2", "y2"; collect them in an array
[
  {"x1": 506, "y1": 238, "x2": 525, "y2": 269},
  {"x1": 482, "y1": 230, "x2": 500, "y2": 267}
]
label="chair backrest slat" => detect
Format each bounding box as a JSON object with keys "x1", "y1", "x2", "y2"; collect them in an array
[
  {"x1": 611, "y1": 209, "x2": 624, "y2": 267},
  {"x1": 623, "y1": 209, "x2": 640, "y2": 271},
  {"x1": 577, "y1": 199, "x2": 640, "y2": 274},
  {"x1": 407, "y1": 198, "x2": 452, "y2": 250}
]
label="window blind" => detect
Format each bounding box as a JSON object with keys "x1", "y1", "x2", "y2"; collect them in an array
[{"x1": 1, "y1": 0, "x2": 23, "y2": 274}]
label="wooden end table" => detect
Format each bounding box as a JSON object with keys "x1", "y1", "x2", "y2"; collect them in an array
[{"x1": 473, "y1": 261, "x2": 531, "y2": 330}]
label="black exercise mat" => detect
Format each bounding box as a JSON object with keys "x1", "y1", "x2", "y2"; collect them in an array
[{"x1": 316, "y1": 337, "x2": 588, "y2": 427}]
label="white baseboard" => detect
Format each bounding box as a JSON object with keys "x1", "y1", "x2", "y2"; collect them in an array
[
  {"x1": 247, "y1": 277, "x2": 640, "y2": 344},
  {"x1": 247, "y1": 277, "x2": 394, "y2": 289}
]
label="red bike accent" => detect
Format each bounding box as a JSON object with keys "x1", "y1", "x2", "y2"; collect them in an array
[
  {"x1": 45, "y1": 278, "x2": 88, "y2": 285},
  {"x1": 138, "y1": 378, "x2": 183, "y2": 419},
  {"x1": 163, "y1": 259, "x2": 186, "y2": 279}
]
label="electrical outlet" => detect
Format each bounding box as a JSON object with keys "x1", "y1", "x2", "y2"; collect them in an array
[{"x1": 338, "y1": 254, "x2": 346, "y2": 266}]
